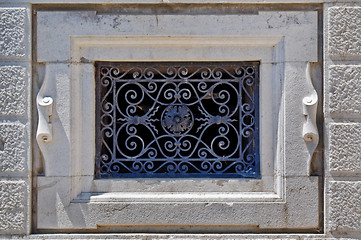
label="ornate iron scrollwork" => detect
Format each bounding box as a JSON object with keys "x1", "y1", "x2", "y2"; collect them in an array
[{"x1": 95, "y1": 62, "x2": 259, "y2": 178}]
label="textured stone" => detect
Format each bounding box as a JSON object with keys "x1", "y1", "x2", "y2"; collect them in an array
[
  {"x1": 328, "y1": 7, "x2": 361, "y2": 56},
  {"x1": 329, "y1": 181, "x2": 361, "y2": 231},
  {"x1": 0, "y1": 66, "x2": 26, "y2": 116},
  {"x1": 0, "y1": 180, "x2": 26, "y2": 231},
  {"x1": 0, "y1": 8, "x2": 26, "y2": 57},
  {"x1": 329, "y1": 123, "x2": 361, "y2": 172},
  {"x1": 329, "y1": 65, "x2": 361, "y2": 115},
  {"x1": 0, "y1": 123, "x2": 25, "y2": 173}
]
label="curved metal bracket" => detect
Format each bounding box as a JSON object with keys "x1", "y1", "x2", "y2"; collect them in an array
[
  {"x1": 36, "y1": 65, "x2": 54, "y2": 143},
  {"x1": 303, "y1": 62, "x2": 319, "y2": 175}
]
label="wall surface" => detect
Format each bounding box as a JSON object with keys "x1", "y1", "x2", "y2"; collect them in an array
[{"x1": 0, "y1": 0, "x2": 360, "y2": 239}]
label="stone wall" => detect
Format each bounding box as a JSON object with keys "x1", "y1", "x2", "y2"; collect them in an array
[
  {"x1": 325, "y1": 5, "x2": 361, "y2": 239},
  {"x1": 0, "y1": 6, "x2": 31, "y2": 236},
  {"x1": 0, "y1": 1, "x2": 360, "y2": 239}
]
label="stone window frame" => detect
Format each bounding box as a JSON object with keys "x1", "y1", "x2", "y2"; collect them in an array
[
  {"x1": 67, "y1": 36, "x2": 278, "y2": 198},
  {"x1": 35, "y1": 8, "x2": 321, "y2": 232}
]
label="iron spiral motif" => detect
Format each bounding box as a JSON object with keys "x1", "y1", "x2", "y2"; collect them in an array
[{"x1": 95, "y1": 62, "x2": 259, "y2": 178}]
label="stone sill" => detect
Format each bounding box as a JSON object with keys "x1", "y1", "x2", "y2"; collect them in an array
[
  {"x1": 0, "y1": 0, "x2": 345, "y2": 4},
  {"x1": 0, "y1": 234, "x2": 332, "y2": 240}
]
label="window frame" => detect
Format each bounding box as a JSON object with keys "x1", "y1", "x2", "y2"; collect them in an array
[
  {"x1": 35, "y1": 8, "x2": 320, "y2": 232},
  {"x1": 71, "y1": 36, "x2": 279, "y2": 195}
]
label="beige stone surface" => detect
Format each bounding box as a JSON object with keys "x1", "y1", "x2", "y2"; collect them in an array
[
  {"x1": 328, "y1": 7, "x2": 361, "y2": 56},
  {"x1": 0, "y1": 66, "x2": 26, "y2": 116},
  {"x1": 0, "y1": 123, "x2": 26, "y2": 173},
  {"x1": 329, "y1": 181, "x2": 361, "y2": 232},
  {"x1": 1, "y1": 1, "x2": 361, "y2": 239},
  {"x1": 0, "y1": 8, "x2": 26, "y2": 58},
  {"x1": 0, "y1": 234, "x2": 303, "y2": 240},
  {"x1": 328, "y1": 65, "x2": 361, "y2": 115},
  {"x1": 0, "y1": 180, "x2": 26, "y2": 231},
  {"x1": 35, "y1": 8, "x2": 320, "y2": 230},
  {"x1": 2, "y1": 234, "x2": 361, "y2": 240},
  {"x1": 37, "y1": 10, "x2": 317, "y2": 62},
  {"x1": 329, "y1": 123, "x2": 361, "y2": 173}
]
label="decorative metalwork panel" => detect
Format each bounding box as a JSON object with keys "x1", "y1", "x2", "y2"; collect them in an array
[{"x1": 95, "y1": 62, "x2": 259, "y2": 178}]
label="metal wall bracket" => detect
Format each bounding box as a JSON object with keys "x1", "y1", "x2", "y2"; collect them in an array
[{"x1": 303, "y1": 62, "x2": 319, "y2": 175}]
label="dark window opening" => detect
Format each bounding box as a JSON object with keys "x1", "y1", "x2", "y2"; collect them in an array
[{"x1": 95, "y1": 62, "x2": 259, "y2": 178}]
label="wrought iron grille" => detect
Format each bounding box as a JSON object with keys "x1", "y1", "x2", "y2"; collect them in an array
[{"x1": 95, "y1": 62, "x2": 259, "y2": 178}]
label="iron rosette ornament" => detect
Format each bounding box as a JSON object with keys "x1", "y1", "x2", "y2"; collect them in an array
[{"x1": 162, "y1": 105, "x2": 193, "y2": 136}]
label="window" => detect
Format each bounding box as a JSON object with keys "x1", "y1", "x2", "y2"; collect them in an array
[
  {"x1": 35, "y1": 7, "x2": 320, "y2": 232},
  {"x1": 95, "y1": 62, "x2": 259, "y2": 178}
]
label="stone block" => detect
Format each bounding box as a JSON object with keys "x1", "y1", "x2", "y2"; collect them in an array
[
  {"x1": 328, "y1": 7, "x2": 361, "y2": 56},
  {"x1": 0, "y1": 123, "x2": 25, "y2": 173},
  {"x1": 37, "y1": 10, "x2": 317, "y2": 62},
  {"x1": 0, "y1": 66, "x2": 26, "y2": 116},
  {"x1": 329, "y1": 65, "x2": 361, "y2": 115},
  {"x1": 329, "y1": 123, "x2": 361, "y2": 172},
  {"x1": 329, "y1": 181, "x2": 361, "y2": 232},
  {"x1": 0, "y1": 180, "x2": 26, "y2": 231},
  {"x1": 0, "y1": 8, "x2": 26, "y2": 58}
]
